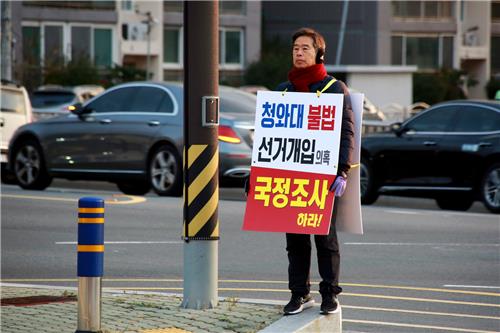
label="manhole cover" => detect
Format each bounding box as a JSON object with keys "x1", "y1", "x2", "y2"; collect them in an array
[{"x1": 1, "y1": 295, "x2": 77, "y2": 306}]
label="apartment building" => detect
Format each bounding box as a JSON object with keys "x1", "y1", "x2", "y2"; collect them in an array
[
  {"x1": 263, "y1": 0, "x2": 499, "y2": 100},
  {"x1": 11, "y1": 0, "x2": 261, "y2": 87}
]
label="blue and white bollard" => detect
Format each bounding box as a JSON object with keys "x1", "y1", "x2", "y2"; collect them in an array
[{"x1": 76, "y1": 197, "x2": 104, "y2": 333}]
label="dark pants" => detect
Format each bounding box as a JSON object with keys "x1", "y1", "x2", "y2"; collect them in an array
[{"x1": 285, "y1": 201, "x2": 342, "y2": 297}]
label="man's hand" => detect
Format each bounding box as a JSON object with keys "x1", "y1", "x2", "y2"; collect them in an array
[{"x1": 329, "y1": 176, "x2": 347, "y2": 197}]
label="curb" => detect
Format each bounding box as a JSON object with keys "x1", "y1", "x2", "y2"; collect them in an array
[
  {"x1": 1, "y1": 283, "x2": 341, "y2": 333},
  {"x1": 259, "y1": 304, "x2": 342, "y2": 333}
]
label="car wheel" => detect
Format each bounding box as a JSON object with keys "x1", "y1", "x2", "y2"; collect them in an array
[
  {"x1": 360, "y1": 157, "x2": 379, "y2": 205},
  {"x1": 13, "y1": 140, "x2": 52, "y2": 190},
  {"x1": 149, "y1": 145, "x2": 182, "y2": 196},
  {"x1": 480, "y1": 163, "x2": 500, "y2": 214},
  {"x1": 435, "y1": 194, "x2": 473, "y2": 211},
  {"x1": 116, "y1": 181, "x2": 150, "y2": 196}
]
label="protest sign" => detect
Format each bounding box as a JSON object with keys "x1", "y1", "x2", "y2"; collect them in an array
[{"x1": 243, "y1": 90, "x2": 344, "y2": 235}]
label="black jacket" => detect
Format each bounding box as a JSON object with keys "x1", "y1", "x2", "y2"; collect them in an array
[{"x1": 275, "y1": 75, "x2": 355, "y2": 176}]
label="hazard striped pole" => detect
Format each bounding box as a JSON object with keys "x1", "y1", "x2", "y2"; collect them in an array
[
  {"x1": 76, "y1": 197, "x2": 104, "y2": 333},
  {"x1": 181, "y1": 1, "x2": 219, "y2": 310}
]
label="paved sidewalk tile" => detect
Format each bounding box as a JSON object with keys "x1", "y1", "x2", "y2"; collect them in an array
[{"x1": 1, "y1": 287, "x2": 283, "y2": 333}]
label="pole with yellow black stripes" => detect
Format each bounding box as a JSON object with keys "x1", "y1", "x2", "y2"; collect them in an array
[
  {"x1": 181, "y1": 1, "x2": 220, "y2": 309},
  {"x1": 76, "y1": 197, "x2": 104, "y2": 333}
]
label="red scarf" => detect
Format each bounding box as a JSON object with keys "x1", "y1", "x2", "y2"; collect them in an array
[{"x1": 288, "y1": 64, "x2": 327, "y2": 92}]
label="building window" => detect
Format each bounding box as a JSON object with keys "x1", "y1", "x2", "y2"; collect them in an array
[
  {"x1": 71, "y1": 26, "x2": 91, "y2": 61},
  {"x1": 391, "y1": 35, "x2": 453, "y2": 70},
  {"x1": 220, "y1": 28, "x2": 243, "y2": 67},
  {"x1": 121, "y1": 0, "x2": 133, "y2": 11},
  {"x1": 220, "y1": 1, "x2": 246, "y2": 15},
  {"x1": 407, "y1": 37, "x2": 439, "y2": 69},
  {"x1": 164, "y1": 1, "x2": 183, "y2": 12},
  {"x1": 44, "y1": 25, "x2": 64, "y2": 64},
  {"x1": 493, "y1": 1, "x2": 500, "y2": 21},
  {"x1": 23, "y1": 1, "x2": 115, "y2": 10},
  {"x1": 94, "y1": 28, "x2": 112, "y2": 67},
  {"x1": 163, "y1": 27, "x2": 182, "y2": 65},
  {"x1": 163, "y1": 1, "x2": 245, "y2": 14},
  {"x1": 492, "y1": 36, "x2": 500, "y2": 74},
  {"x1": 23, "y1": 23, "x2": 113, "y2": 67},
  {"x1": 22, "y1": 26, "x2": 41, "y2": 64},
  {"x1": 392, "y1": 1, "x2": 453, "y2": 20}
]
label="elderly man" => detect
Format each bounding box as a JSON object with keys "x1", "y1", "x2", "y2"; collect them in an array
[{"x1": 275, "y1": 27, "x2": 355, "y2": 316}]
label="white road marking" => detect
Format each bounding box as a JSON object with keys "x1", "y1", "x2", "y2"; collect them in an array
[
  {"x1": 383, "y1": 209, "x2": 419, "y2": 215},
  {"x1": 344, "y1": 242, "x2": 499, "y2": 247},
  {"x1": 444, "y1": 285, "x2": 500, "y2": 289},
  {"x1": 55, "y1": 241, "x2": 182, "y2": 245}
]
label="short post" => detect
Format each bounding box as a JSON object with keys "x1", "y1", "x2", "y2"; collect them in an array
[{"x1": 76, "y1": 197, "x2": 105, "y2": 333}]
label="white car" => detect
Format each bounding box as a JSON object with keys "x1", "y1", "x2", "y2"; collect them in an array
[
  {"x1": 1, "y1": 80, "x2": 33, "y2": 183},
  {"x1": 31, "y1": 85, "x2": 104, "y2": 121}
]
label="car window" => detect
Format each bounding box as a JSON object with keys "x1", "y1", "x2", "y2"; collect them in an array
[
  {"x1": 130, "y1": 87, "x2": 169, "y2": 113},
  {"x1": 453, "y1": 106, "x2": 500, "y2": 132},
  {"x1": 406, "y1": 106, "x2": 459, "y2": 132},
  {"x1": 86, "y1": 87, "x2": 136, "y2": 113},
  {"x1": 220, "y1": 89, "x2": 256, "y2": 114},
  {"x1": 31, "y1": 91, "x2": 76, "y2": 108},
  {"x1": 158, "y1": 91, "x2": 175, "y2": 114},
  {"x1": 1, "y1": 88, "x2": 26, "y2": 114}
]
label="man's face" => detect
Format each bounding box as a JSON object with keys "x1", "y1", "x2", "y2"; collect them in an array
[{"x1": 293, "y1": 36, "x2": 317, "y2": 69}]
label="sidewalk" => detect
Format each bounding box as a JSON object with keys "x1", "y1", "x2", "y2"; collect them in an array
[{"x1": 0, "y1": 284, "x2": 341, "y2": 333}]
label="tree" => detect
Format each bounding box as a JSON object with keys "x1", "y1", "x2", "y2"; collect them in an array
[{"x1": 244, "y1": 37, "x2": 291, "y2": 90}]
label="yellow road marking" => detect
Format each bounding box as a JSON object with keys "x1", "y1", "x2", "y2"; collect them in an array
[
  {"x1": 343, "y1": 282, "x2": 500, "y2": 297},
  {"x1": 1, "y1": 278, "x2": 498, "y2": 297},
  {"x1": 342, "y1": 305, "x2": 500, "y2": 321},
  {"x1": 343, "y1": 319, "x2": 498, "y2": 333},
  {"x1": 2, "y1": 194, "x2": 145, "y2": 205},
  {"x1": 99, "y1": 286, "x2": 500, "y2": 307},
  {"x1": 342, "y1": 292, "x2": 500, "y2": 308}
]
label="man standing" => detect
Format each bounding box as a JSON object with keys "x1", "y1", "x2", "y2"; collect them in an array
[{"x1": 276, "y1": 28, "x2": 354, "y2": 315}]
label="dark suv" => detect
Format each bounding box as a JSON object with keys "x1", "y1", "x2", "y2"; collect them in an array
[{"x1": 361, "y1": 100, "x2": 500, "y2": 213}]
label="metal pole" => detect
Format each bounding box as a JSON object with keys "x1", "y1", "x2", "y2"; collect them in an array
[
  {"x1": 335, "y1": 0, "x2": 349, "y2": 66},
  {"x1": 76, "y1": 197, "x2": 105, "y2": 333},
  {"x1": 181, "y1": 1, "x2": 219, "y2": 310},
  {"x1": 1, "y1": 0, "x2": 12, "y2": 80}
]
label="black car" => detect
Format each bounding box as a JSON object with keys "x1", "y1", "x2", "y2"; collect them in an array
[
  {"x1": 361, "y1": 100, "x2": 500, "y2": 213},
  {"x1": 8, "y1": 82, "x2": 255, "y2": 196}
]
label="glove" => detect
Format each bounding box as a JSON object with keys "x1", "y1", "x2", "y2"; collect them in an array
[{"x1": 329, "y1": 176, "x2": 347, "y2": 197}]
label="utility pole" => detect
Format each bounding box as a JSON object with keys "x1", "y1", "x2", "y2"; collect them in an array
[
  {"x1": 1, "y1": 0, "x2": 12, "y2": 80},
  {"x1": 181, "y1": 1, "x2": 220, "y2": 310}
]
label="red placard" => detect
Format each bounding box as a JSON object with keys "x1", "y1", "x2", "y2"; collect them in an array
[{"x1": 243, "y1": 166, "x2": 336, "y2": 235}]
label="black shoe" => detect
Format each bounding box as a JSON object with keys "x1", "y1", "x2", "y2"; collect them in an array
[
  {"x1": 283, "y1": 294, "x2": 314, "y2": 315},
  {"x1": 320, "y1": 295, "x2": 339, "y2": 314}
]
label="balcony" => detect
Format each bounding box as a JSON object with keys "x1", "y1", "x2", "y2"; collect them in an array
[
  {"x1": 459, "y1": 27, "x2": 488, "y2": 60},
  {"x1": 121, "y1": 40, "x2": 160, "y2": 56}
]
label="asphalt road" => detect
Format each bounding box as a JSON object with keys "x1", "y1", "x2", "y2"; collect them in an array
[{"x1": 1, "y1": 181, "x2": 499, "y2": 333}]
